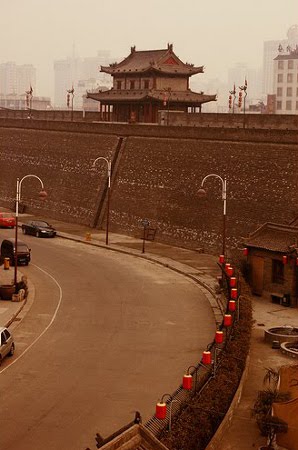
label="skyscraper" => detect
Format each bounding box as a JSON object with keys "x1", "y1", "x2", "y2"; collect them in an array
[
  {"x1": 53, "y1": 51, "x2": 113, "y2": 108},
  {"x1": 0, "y1": 62, "x2": 35, "y2": 95}
]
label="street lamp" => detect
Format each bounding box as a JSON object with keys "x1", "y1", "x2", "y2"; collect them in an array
[
  {"x1": 25, "y1": 86, "x2": 33, "y2": 119},
  {"x1": 239, "y1": 79, "x2": 248, "y2": 114},
  {"x1": 67, "y1": 86, "x2": 75, "y2": 121},
  {"x1": 198, "y1": 174, "x2": 227, "y2": 257},
  {"x1": 92, "y1": 157, "x2": 112, "y2": 245},
  {"x1": 14, "y1": 175, "x2": 47, "y2": 289},
  {"x1": 229, "y1": 83, "x2": 236, "y2": 114}
]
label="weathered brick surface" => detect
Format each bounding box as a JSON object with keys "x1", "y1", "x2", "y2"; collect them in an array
[
  {"x1": 0, "y1": 120, "x2": 297, "y2": 257},
  {"x1": 0, "y1": 127, "x2": 119, "y2": 225}
]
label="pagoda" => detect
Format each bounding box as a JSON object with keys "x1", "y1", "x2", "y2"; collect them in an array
[{"x1": 86, "y1": 44, "x2": 216, "y2": 123}]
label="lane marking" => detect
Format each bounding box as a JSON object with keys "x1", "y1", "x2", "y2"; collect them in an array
[{"x1": 0, "y1": 264, "x2": 63, "y2": 374}]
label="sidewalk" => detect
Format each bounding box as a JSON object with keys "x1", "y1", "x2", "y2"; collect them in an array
[{"x1": 1, "y1": 212, "x2": 297, "y2": 449}]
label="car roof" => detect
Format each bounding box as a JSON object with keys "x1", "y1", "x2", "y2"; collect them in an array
[{"x1": 1, "y1": 238, "x2": 28, "y2": 245}]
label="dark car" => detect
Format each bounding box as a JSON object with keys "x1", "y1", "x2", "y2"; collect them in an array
[
  {"x1": 0, "y1": 238, "x2": 31, "y2": 266},
  {"x1": 22, "y1": 220, "x2": 56, "y2": 238}
]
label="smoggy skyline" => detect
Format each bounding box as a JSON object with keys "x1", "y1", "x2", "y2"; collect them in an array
[{"x1": 1, "y1": 0, "x2": 297, "y2": 98}]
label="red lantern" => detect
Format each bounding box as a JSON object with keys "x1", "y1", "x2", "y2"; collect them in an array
[
  {"x1": 215, "y1": 330, "x2": 224, "y2": 344},
  {"x1": 227, "y1": 266, "x2": 234, "y2": 277},
  {"x1": 230, "y1": 277, "x2": 237, "y2": 287},
  {"x1": 243, "y1": 247, "x2": 248, "y2": 256},
  {"x1": 282, "y1": 255, "x2": 288, "y2": 265},
  {"x1": 224, "y1": 314, "x2": 232, "y2": 327},
  {"x1": 182, "y1": 374, "x2": 192, "y2": 390},
  {"x1": 225, "y1": 263, "x2": 231, "y2": 274},
  {"x1": 219, "y1": 254, "x2": 225, "y2": 264},
  {"x1": 155, "y1": 402, "x2": 167, "y2": 420},
  {"x1": 202, "y1": 351, "x2": 211, "y2": 365},
  {"x1": 296, "y1": 257, "x2": 298, "y2": 266},
  {"x1": 231, "y1": 288, "x2": 238, "y2": 299},
  {"x1": 228, "y1": 300, "x2": 236, "y2": 312}
]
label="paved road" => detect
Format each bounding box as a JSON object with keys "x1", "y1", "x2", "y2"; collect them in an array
[{"x1": 0, "y1": 230, "x2": 216, "y2": 450}]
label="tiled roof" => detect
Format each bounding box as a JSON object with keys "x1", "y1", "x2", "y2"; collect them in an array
[
  {"x1": 87, "y1": 89, "x2": 216, "y2": 105},
  {"x1": 243, "y1": 222, "x2": 298, "y2": 253},
  {"x1": 274, "y1": 52, "x2": 298, "y2": 60},
  {"x1": 101, "y1": 46, "x2": 203, "y2": 75}
]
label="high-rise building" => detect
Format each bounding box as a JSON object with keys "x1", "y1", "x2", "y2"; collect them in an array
[
  {"x1": 53, "y1": 51, "x2": 113, "y2": 108},
  {"x1": 273, "y1": 46, "x2": 298, "y2": 115},
  {"x1": 263, "y1": 25, "x2": 298, "y2": 96},
  {"x1": 0, "y1": 62, "x2": 35, "y2": 95}
]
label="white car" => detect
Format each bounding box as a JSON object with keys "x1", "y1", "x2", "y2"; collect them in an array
[{"x1": 0, "y1": 327, "x2": 15, "y2": 365}]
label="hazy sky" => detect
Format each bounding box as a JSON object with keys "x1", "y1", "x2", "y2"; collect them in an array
[{"x1": 1, "y1": 0, "x2": 297, "y2": 97}]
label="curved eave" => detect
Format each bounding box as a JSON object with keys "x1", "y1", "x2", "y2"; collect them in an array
[
  {"x1": 100, "y1": 65, "x2": 204, "y2": 76},
  {"x1": 87, "y1": 90, "x2": 217, "y2": 105}
]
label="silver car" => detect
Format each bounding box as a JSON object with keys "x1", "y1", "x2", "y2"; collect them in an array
[{"x1": 0, "y1": 327, "x2": 15, "y2": 365}]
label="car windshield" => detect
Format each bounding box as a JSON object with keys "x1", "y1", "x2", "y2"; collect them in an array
[
  {"x1": 18, "y1": 244, "x2": 29, "y2": 252},
  {"x1": 33, "y1": 221, "x2": 50, "y2": 227}
]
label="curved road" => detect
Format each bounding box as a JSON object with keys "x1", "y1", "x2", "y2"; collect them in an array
[{"x1": 0, "y1": 231, "x2": 215, "y2": 450}]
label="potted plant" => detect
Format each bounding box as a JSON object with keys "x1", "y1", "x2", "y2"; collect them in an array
[{"x1": 253, "y1": 368, "x2": 289, "y2": 450}]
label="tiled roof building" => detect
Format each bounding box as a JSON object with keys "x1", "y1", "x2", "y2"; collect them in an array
[
  {"x1": 242, "y1": 222, "x2": 298, "y2": 304},
  {"x1": 87, "y1": 44, "x2": 216, "y2": 123}
]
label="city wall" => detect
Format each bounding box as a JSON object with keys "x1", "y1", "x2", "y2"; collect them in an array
[{"x1": 0, "y1": 118, "x2": 297, "y2": 257}]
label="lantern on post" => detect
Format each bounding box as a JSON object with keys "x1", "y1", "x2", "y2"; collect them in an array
[
  {"x1": 224, "y1": 314, "x2": 232, "y2": 327},
  {"x1": 238, "y1": 90, "x2": 243, "y2": 108},
  {"x1": 215, "y1": 330, "x2": 224, "y2": 344},
  {"x1": 229, "y1": 277, "x2": 237, "y2": 287},
  {"x1": 227, "y1": 266, "x2": 234, "y2": 277},
  {"x1": 228, "y1": 94, "x2": 232, "y2": 110},
  {"x1": 231, "y1": 288, "x2": 238, "y2": 299},
  {"x1": 155, "y1": 393, "x2": 172, "y2": 420},
  {"x1": 182, "y1": 373, "x2": 192, "y2": 390},
  {"x1": 219, "y1": 254, "x2": 225, "y2": 264},
  {"x1": 228, "y1": 300, "x2": 236, "y2": 312},
  {"x1": 202, "y1": 351, "x2": 211, "y2": 365}
]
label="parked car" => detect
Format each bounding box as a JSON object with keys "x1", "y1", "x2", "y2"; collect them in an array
[
  {"x1": 22, "y1": 220, "x2": 56, "y2": 238},
  {"x1": 0, "y1": 327, "x2": 15, "y2": 365},
  {"x1": 0, "y1": 238, "x2": 31, "y2": 266},
  {"x1": 0, "y1": 212, "x2": 15, "y2": 229}
]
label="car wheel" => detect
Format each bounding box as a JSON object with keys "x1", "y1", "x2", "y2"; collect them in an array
[
  {"x1": 22, "y1": 228, "x2": 26, "y2": 234},
  {"x1": 8, "y1": 343, "x2": 15, "y2": 356},
  {"x1": 36, "y1": 231, "x2": 40, "y2": 238}
]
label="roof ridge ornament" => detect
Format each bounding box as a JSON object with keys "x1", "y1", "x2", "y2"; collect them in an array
[
  {"x1": 167, "y1": 43, "x2": 173, "y2": 52},
  {"x1": 131, "y1": 45, "x2": 136, "y2": 53}
]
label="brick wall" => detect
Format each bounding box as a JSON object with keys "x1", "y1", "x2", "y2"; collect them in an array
[{"x1": 0, "y1": 119, "x2": 297, "y2": 257}]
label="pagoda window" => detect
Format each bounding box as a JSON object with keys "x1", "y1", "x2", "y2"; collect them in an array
[
  {"x1": 144, "y1": 80, "x2": 149, "y2": 89},
  {"x1": 117, "y1": 81, "x2": 122, "y2": 90},
  {"x1": 130, "y1": 80, "x2": 135, "y2": 89}
]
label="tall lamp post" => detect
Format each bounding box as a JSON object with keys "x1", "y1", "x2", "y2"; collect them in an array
[
  {"x1": 92, "y1": 157, "x2": 112, "y2": 245},
  {"x1": 198, "y1": 174, "x2": 227, "y2": 257},
  {"x1": 239, "y1": 79, "x2": 248, "y2": 114},
  {"x1": 67, "y1": 86, "x2": 75, "y2": 121},
  {"x1": 14, "y1": 175, "x2": 47, "y2": 289},
  {"x1": 25, "y1": 86, "x2": 33, "y2": 119},
  {"x1": 229, "y1": 83, "x2": 236, "y2": 114}
]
